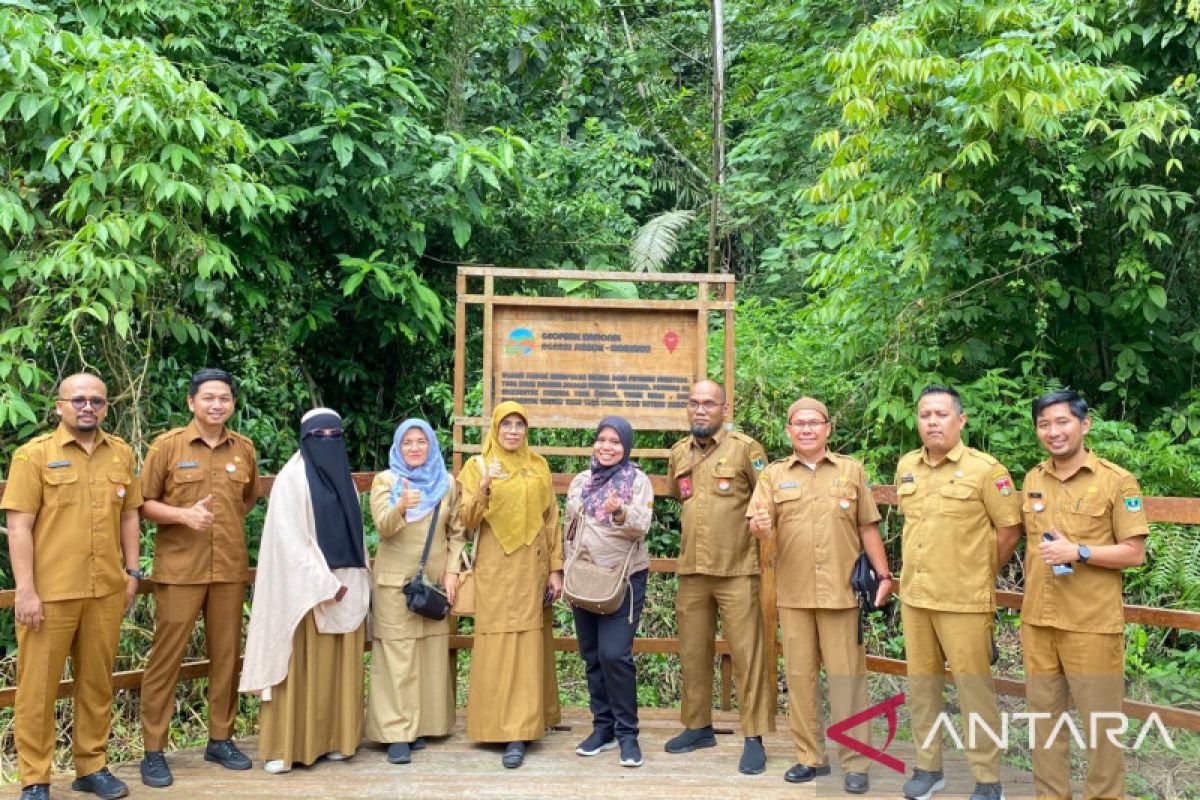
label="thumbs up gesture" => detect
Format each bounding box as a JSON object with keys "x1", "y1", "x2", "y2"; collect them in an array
[
  {"x1": 748, "y1": 500, "x2": 772, "y2": 539},
  {"x1": 183, "y1": 494, "x2": 215, "y2": 531},
  {"x1": 603, "y1": 488, "x2": 623, "y2": 515},
  {"x1": 399, "y1": 478, "x2": 422, "y2": 511}
]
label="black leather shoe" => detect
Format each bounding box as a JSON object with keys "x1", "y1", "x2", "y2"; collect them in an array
[
  {"x1": 410, "y1": 737, "x2": 427, "y2": 751},
  {"x1": 71, "y1": 768, "x2": 129, "y2": 800},
  {"x1": 204, "y1": 738, "x2": 252, "y2": 771},
  {"x1": 502, "y1": 740, "x2": 526, "y2": 769},
  {"x1": 387, "y1": 742, "x2": 411, "y2": 764},
  {"x1": 140, "y1": 750, "x2": 174, "y2": 787},
  {"x1": 738, "y1": 736, "x2": 767, "y2": 775},
  {"x1": 664, "y1": 725, "x2": 717, "y2": 753},
  {"x1": 19, "y1": 785, "x2": 49, "y2": 800},
  {"x1": 784, "y1": 763, "x2": 832, "y2": 783},
  {"x1": 844, "y1": 772, "x2": 870, "y2": 793}
]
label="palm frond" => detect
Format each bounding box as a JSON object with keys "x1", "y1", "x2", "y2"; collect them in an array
[{"x1": 629, "y1": 209, "x2": 697, "y2": 272}]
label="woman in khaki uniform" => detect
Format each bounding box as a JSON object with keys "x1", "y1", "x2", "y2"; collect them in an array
[
  {"x1": 366, "y1": 419, "x2": 466, "y2": 765},
  {"x1": 460, "y1": 401, "x2": 564, "y2": 769}
]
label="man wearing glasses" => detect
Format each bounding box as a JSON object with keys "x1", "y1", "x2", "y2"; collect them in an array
[
  {"x1": 137, "y1": 369, "x2": 259, "y2": 787},
  {"x1": 664, "y1": 380, "x2": 773, "y2": 775},
  {"x1": 748, "y1": 397, "x2": 892, "y2": 793},
  {"x1": 2, "y1": 373, "x2": 144, "y2": 800}
]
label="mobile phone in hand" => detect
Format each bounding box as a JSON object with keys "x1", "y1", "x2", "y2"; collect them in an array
[
  {"x1": 1043, "y1": 532, "x2": 1074, "y2": 576},
  {"x1": 543, "y1": 587, "x2": 555, "y2": 607}
]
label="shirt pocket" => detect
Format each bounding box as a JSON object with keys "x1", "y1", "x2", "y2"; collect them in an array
[
  {"x1": 712, "y1": 466, "x2": 738, "y2": 496},
  {"x1": 772, "y1": 487, "x2": 803, "y2": 505},
  {"x1": 829, "y1": 485, "x2": 858, "y2": 515},
  {"x1": 937, "y1": 481, "x2": 978, "y2": 515},
  {"x1": 896, "y1": 481, "x2": 919, "y2": 517},
  {"x1": 108, "y1": 472, "x2": 133, "y2": 505},
  {"x1": 1021, "y1": 497, "x2": 1049, "y2": 533},
  {"x1": 168, "y1": 469, "x2": 206, "y2": 504},
  {"x1": 41, "y1": 469, "x2": 79, "y2": 508},
  {"x1": 1065, "y1": 501, "x2": 1109, "y2": 543}
]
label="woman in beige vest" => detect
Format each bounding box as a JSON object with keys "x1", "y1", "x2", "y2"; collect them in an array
[{"x1": 366, "y1": 419, "x2": 466, "y2": 765}]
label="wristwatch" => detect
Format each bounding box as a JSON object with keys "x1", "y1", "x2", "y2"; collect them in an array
[
  {"x1": 1076, "y1": 544, "x2": 1092, "y2": 564},
  {"x1": 125, "y1": 568, "x2": 146, "y2": 580}
]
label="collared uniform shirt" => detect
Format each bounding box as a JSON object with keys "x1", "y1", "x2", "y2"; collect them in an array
[
  {"x1": 749, "y1": 450, "x2": 881, "y2": 609},
  {"x1": 1020, "y1": 452, "x2": 1148, "y2": 634},
  {"x1": 895, "y1": 440, "x2": 1021, "y2": 613},
  {"x1": 141, "y1": 421, "x2": 258, "y2": 584},
  {"x1": 667, "y1": 429, "x2": 767, "y2": 577},
  {"x1": 1, "y1": 424, "x2": 143, "y2": 602}
]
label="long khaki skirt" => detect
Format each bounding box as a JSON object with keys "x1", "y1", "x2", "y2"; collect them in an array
[
  {"x1": 258, "y1": 611, "x2": 366, "y2": 766},
  {"x1": 465, "y1": 614, "x2": 560, "y2": 742},
  {"x1": 365, "y1": 633, "x2": 455, "y2": 743}
]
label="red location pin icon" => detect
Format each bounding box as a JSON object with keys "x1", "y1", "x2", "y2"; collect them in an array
[{"x1": 663, "y1": 331, "x2": 679, "y2": 353}]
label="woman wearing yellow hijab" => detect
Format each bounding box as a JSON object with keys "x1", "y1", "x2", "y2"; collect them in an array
[{"x1": 460, "y1": 401, "x2": 563, "y2": 768}]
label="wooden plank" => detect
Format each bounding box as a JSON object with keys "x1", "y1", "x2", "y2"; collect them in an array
[
  {"x1": 457, "y1": 266, "x2": 736, "y2": 284},
  {"x1": 453, "y1": 270, "x2": 467, "y2": 473},
  {"x1": 995, "y1": 590, "x2": 1200, "y2": 631},
  {"x1": 463, "y1": 294, "x2": 735, "y2": 312},
  {"x1": 481, "y1": 273, "x2": 494, "y2": 422}
]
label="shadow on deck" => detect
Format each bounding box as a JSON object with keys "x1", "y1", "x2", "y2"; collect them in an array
[{"x1": 7, "y1": 707, "x2": 1034, "y2": 799}]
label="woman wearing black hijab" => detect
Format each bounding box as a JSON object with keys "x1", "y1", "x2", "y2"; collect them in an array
[
  {"x1": 241, "y1": 408, "x2": 370, "y2": 773},
  {"x1": 564, "y1": 416, "x2": 653, "y2": 768}
]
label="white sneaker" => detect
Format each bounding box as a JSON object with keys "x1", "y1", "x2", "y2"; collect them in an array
[
  {"x1": 325, "y1": 751, "x2": 351, "y2": 761},
  {"x1": 264, "y1": 760, "x2": 289, "y2": 774}
]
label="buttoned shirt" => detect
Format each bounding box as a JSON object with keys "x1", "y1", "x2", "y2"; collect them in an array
[
  {"x1": 750, "y1": 450, "x2": 881, "y2": 609},
  {"x1": 895, "y1": 440, "x2": 1021, "y2": 613},
  {"x1": 667, "y1": 429, "x2": 767, "y2": 577},
  {"x1": 1, "y1": 424, "x2": 143, "y2": 602},
  {"x1": 1021, "y1": 451, "x2": 1148, "y2": 634},
  {"x1": 141, "y1": 421, "x2": 258, "y2": 583}
]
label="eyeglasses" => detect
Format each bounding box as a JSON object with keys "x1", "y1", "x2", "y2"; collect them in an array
[
  {"x1": 687, "y1": 400, "x2": 721, "y2": 411},
  {"x1": 788, "y1": 419, "x2": 829, "y2": 430},
  {"x1": 307, "y1": 429, "x2": 343, "y2": 439},
  {"x1": 60, "y1": 396, "x2": 108, "y2": 410},
  {"x1": 499, "y1": 420, "x2": 527, "y2": 432}
]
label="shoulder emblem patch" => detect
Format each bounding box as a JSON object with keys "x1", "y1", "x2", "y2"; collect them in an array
[
  {"x1": 994, "y1": 476, "x2": 1013, "y2": 496},
  {"x1": 1124, "y1": 496, "x2": 1143, "y2": 513},
  {"x1": 752, "y1": 458, "x2": 765, "y2": 471}
]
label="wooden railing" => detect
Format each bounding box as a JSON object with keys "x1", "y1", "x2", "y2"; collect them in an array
[{"x1": 2, "y1": 472, "x2": 1199, "y2": 731}]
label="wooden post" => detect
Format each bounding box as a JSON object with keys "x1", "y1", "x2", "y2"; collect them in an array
[
  {"x1": 719, "y1": 653, "x2": 733, "y2": 711},
  {"x1": 707, "y1": 0, "x2": 725, "y2": 274}
]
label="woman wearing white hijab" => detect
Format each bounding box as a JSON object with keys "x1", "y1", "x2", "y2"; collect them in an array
[{"x1": 240, "y1": 408, "x2": 370, "y2": 774}]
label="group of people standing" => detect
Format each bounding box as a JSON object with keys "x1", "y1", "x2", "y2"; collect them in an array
[{"x1": 1, "y1": 370, "x2": 1149, "y2": 800}]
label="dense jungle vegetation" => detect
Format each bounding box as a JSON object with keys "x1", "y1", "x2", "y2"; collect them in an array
[{"x1": 2, "y1": 0, "x2": 1200, "y2": 794}]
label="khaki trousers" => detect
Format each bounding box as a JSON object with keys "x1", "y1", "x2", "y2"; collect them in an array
[
  {"x1": 1023, "y1": 623, "x2": 1126, "y2": 800},
  {"x1": 676, "y1": 574, "x2": 771, "y2": 736},
  {"x1": 15, "y1": 591, "x2": 124, "y2": 786},
  {"x1": 780, "y1": 607, "x2": 871, "y2": 771},
  {"x1": 901, "y1": 603, "x2": 1001, "y2": 782},
  {"x1": 140, "y1": 582, "x2": 245, "y2": 750}
]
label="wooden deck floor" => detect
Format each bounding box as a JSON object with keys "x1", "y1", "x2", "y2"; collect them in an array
[{"x1": 9, "y1": 707, "x2": 1034, "y2": 799}]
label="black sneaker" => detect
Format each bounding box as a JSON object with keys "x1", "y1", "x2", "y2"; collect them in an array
[
  {"x1": 19, "y1": 785, "x2": 49, "y2": 800},
  {"x1": 204, "y1": 738, "x2": 252, "y2": 771},
  {"x1": 664, "y1": 725, "x2": 717, "y2": 753},
  {"x1": 140, "y1": 751, "x2": 174, "y2": 788},
  {"x1": 619, "y1": 738, "x2": 643, "y2": 768},
  {"x1": 738, "y1": 736, "x2": 766, "y2": 775},
  {"x1": 844, "y1": 771, "x2": 870, "y2": 794},
  {"x1": 71, "y1": 768, "x2": 129, "y2": 800},
  {"x1": 410, "y1": 737, "x2": 427, "y2": 751},
  {"x1": 502, "y1": 740, "x2": 526, "y2": 769},
  {"x1": 387, "y1": 742, "x2": 411, "y2": 764},
  {"x1": 969, "y1": 782, "x2": 1005, "y2": 800},
  {"x1": 902, "y1": 768, "x2": 946, "y2": 800},
  {"x1": 575, "y1": 729, "x2": 617, "y2": 756}
]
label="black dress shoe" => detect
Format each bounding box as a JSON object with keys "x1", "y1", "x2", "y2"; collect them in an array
[
  {"x1": 140, "y1": 750, "x2": 174, "y2": 787},
  {"x1": 738, "y1": 736, "x2": 767, "y2": 775},
  {"x1": 784, "y1": 763, "x2": 832, "y2": 783},
  {"x1": 204, "y1": 738, "x2": 252, "y2": 770},
  {"x1": 502, "y1": 740, "x2": 526, "y2": 769},
  {"x1": 410, "y1": 737, "x2": 427, "y2": 751},
  {"x1": 71, "y1": 768, "x2": 129, "y2": 800},
  {"x1": 387, "y1": 742, "x2": 411, "y2": 764},
  {"x1": 19, "y1": 785, "x2": 49, "y2": 800},
  {"x1": 844, "y1": 772, "x2": 870, "y2": 794}
]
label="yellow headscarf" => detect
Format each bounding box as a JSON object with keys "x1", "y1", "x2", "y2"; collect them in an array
[{"x1": 460, "y1": 401, "x2": 553, "y2": 554}]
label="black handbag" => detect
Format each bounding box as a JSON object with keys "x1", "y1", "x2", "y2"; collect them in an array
[
  {"x1": 849, "y1": 552, "x2": 886, "y2": 644},
  {"x1": 402, "y1": 502, "x2": 450, "y2": 621}
]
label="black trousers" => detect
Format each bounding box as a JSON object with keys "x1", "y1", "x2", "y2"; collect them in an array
[{"x1": 572, "y1": 568, "x2": 649, "y2": 741}]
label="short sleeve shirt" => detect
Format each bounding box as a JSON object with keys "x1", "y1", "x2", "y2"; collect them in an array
[
  {"x1": 749, "y1": 451, "x2": 881, "y2": 609},
  {"x1": 1021, "y1": 452, "x2": 1148, "y2": 634},
  {"x1": 895, "y1": 441, "x2": 1021, "y2": 613},
  {"x1": 666, "y1": 429, "x2": 767, "y2": 576},
  {"x1": 141, "y1": 421, "x2": 258, "y2": 583},
  {"x1": 1, "y1": 425, "x2": 143, "y2": 602}
]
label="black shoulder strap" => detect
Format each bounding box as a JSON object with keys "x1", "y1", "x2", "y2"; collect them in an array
[{"x1": 416, "y1": 501, "x2": 443, "y2": 574}]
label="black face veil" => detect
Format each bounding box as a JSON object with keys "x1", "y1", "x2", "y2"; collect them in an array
[{"x1": 299, "y1": 410, "x2": 366, "y2": 569}]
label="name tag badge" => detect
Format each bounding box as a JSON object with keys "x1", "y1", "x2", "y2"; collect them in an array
[
  {"x1": 176, "y1": 460, "x2": 200, "y2": 469},
  {"x1": 901, "y1": 473, "x2": 915, "y2": 483},
  {"x1": 777, "y1": 481, "x2": 798, "y2": 490},
  {"x1": 47, "y1": 460, "x2": 72, "y2": 469},
  {"x1": 679, "y1": 476, "x2": 693, "y2": 500}
]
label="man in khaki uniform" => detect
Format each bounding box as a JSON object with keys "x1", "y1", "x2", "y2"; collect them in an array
[
  {"x1": 138, "y1": 369, "x2": 258, "y2": 787},
  {"x1": 664, "y1": 379, "x2": 773, "y2": 775},
  {"x1": 895, "y1": 386, "x2": 1022, "y2": 800},
  {"x1": 748, "y1": 397, "x2": 892, "y2": 794},
  {"x1": 2, "y1": 373, "x2": 143, "y2": 800},
  {"x1": 1021, "y1": 390, "x2": 1147, "y2": 800}
]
